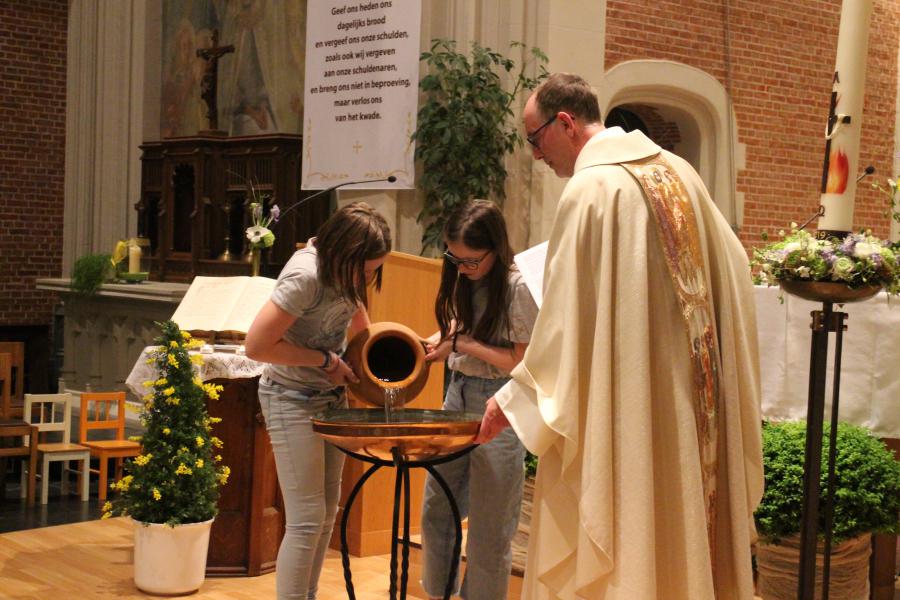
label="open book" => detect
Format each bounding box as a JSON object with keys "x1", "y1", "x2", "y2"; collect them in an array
[
  {"x1": 170, "y1": 276, "x2": 276, "y2": 335},
  {"x1": 514, "y1": 241, "x2": 548, "y2": 308}
]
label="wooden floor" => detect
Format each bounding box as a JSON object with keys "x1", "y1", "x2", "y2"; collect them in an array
[
  {"x1": 2, "y1": 517, "x2": 893, "y2": 599},
  {"x1": 0, "y1": 517, "x2": 522, "y2": 599}
]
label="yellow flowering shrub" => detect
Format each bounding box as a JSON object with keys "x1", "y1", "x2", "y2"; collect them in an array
[{"x1": 103, "y1": 321, "x2": 229, "y2": 527}]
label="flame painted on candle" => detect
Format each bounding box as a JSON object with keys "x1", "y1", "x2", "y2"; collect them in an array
[{"x1": 825, "y1": 148, "x2": 849, "y2": 194}]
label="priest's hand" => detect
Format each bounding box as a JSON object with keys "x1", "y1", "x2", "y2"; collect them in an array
[{"x1": 475, "y1": 396, "x2": 510, "y2": 444}]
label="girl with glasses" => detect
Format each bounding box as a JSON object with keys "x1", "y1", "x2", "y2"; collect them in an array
[{"x1": 420, "y1": 199, "x2": 538, "y2": 600}]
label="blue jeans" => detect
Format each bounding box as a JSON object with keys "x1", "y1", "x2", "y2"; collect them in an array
[
  {"x1": 259, "y1": 378, "x2": 347, "y2": 600},
  {"x1": 420, "y1": 373, "x2": 526, "y2": 600}
]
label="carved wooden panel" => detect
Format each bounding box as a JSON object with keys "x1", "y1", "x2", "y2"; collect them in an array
[
  {"x1": 137, "y1": 134, "x2": 331, "y2": 282},
  {"x1": 205, "y1": 376, "x2": 284, "y2": 576}
]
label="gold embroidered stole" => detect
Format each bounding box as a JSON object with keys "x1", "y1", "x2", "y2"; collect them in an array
[{"x1": 622, "y1": 154, "x2": 721, "y2": 581}]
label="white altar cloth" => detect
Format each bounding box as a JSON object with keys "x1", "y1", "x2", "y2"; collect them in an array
[
  {"x1": 125, "y1": 347, "x2": 265, "y2": 400},
  {"x1": 754, "y1": 285, "x2": 899, "y2": 438}
]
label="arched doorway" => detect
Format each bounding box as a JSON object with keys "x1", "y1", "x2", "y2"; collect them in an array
[{"x1": 600, "y1": 60, "x2": 745, "y2": 227}]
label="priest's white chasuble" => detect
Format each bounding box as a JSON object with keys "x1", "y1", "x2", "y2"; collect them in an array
[{"x1": 495, "y1": 130, "x2": 763, "y2": 599}]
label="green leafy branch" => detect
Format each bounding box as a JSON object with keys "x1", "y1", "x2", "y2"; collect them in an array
[{"x1": 412, "y1": 39, "x2": 548, "y2": 252}]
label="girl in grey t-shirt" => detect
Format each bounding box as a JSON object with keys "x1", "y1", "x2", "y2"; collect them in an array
[
  {"x1": 419, "y1": 200, "x2": 538, "y2": 600},
  {"x1": 245, "y1": 202, "x2": 391, "y2": 600}
]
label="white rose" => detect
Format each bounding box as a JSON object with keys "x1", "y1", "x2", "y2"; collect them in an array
[{"x1": 853, "y1": 242, "x2": 878, "y2": 259}]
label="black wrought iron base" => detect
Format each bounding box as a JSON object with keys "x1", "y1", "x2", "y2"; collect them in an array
[
  {"x1": 796, "y1": 300, "x2": 847, "y2": 600},
  {"x1": 336, "y1": 445, "x2": 477, "y2": 600}
]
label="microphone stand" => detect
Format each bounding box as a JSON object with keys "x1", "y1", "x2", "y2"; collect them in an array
[
  {"x1": 280, "y1": 176, "x2": 398, "y2": 220},
  {"x1": 251, "y1": 176, "x2": 398, "y2": 275}
]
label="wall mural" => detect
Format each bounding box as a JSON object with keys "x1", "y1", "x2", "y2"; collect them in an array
[{"x1": 160, "y1": 0, "x2": 306, "y2": 138}]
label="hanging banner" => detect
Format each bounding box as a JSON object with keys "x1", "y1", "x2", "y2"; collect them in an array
[{"x1": 302, "y1": 0, "x2": 421, "y2": 190}]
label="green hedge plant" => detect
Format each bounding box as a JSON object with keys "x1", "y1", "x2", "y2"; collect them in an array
[
  {"x1": 412, "y1": 39, "x2": 547, "y2": 252},
  {"x1": 71, "y1": 253, "x2": 115, "y2": 296},
  {"x1": 755, "y1": 420, "x2": 900, "y2": 543}
]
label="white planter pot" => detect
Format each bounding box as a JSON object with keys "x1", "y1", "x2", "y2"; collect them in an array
[{"x1": 132, "y1": 517, "x2": 214, "y2": 595}]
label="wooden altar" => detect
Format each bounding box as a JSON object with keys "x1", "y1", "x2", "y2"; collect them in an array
[{"x1": 137, "y1": 134, "x2": 329, "y2": 282}]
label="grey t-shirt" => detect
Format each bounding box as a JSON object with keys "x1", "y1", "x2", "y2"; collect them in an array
[
  {"x1": 447, "y1": 269, "x2": 538, "y2": 379},
  {"x1": 264, "y1": 246, "x2": 357, "y2": 391}
]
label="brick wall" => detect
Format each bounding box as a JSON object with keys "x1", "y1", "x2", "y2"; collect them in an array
[
  {"x1": 0, "y1": 0, "x2": 68, "y2": 326},
  {"x1": 605, "y1": 0, "x2": 900, "y2": 252},
  {"x1": 620, "y1": 103, "x2": 682, "y2": 151}
]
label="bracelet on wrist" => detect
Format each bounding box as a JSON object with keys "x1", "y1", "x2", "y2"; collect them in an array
[
  {"x1": 324, "y1": 352, "x2": 342, "y2": 373},
  {"x1": 319, "y1": 350, "x2": 332, "y2": 370}
]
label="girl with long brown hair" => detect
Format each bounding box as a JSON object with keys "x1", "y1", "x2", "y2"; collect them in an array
[
  {"x1": 420, "y1": 199, "x2": 538, "y2": 600},
  {"x1": 245, "y1": 202, "x2": 391, "y2": 600}
]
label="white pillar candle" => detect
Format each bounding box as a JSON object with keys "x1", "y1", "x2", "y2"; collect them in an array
[
  {"x1": 128, "y1": 243, "x2": 142, "y2": 274},
  {"x1": 817, "y1": 0, "x2": 873, "y2": 235}
]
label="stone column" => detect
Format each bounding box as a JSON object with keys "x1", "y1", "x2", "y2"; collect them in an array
[{"x1": 64, "y1": 0, "x2": 153, "y2": 273}]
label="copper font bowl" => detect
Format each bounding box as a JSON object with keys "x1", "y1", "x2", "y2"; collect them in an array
[
  {"x1": 780, "y1": 280, "x2": 882, "y2": 304},
  {"x1": 312, "y1": 408, "x2": 481, "y2": 462}
]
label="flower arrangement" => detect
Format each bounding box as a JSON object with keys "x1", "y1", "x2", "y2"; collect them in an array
[
  {"x1": 103, "y1": 320, "x2": 230, "y2": 527},
  {"x1": 244, "y1": 179, "x2": 279, "y2": 250},
  {"x1": 751, "y1": 226, "x2": 900, "y2": 296},
  {"x1": 871, "y1": 176, "x2": 900, "y2": 234}
]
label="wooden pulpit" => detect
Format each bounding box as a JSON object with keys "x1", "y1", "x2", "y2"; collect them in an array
[{"x1": 205, "y1": 376, "x2": 283, "y2": 576}]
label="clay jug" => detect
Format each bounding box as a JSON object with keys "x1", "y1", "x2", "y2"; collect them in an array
[{"x1": 345, "y1": 321, "x2": 429, "y2": 406}]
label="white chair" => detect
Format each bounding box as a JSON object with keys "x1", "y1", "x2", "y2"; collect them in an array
[{"x1": 21, "y1": 393, "x2": 90, "y2": 504}]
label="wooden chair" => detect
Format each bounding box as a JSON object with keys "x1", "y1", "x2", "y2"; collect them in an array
[
  {"x1": 0, "y1": 342, "x2": 25, "y2": 418},
  {"x1": 0, "y1": 421, "x2": 37, "y2": 505},
  {"x1": 22, "y1": 393, "x2": 91, "y2": 504},
  {"x1": 79, "y1": 391, "x2": 141, "y2": 501}
]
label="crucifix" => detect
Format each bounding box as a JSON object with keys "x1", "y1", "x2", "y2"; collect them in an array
[{"x1": 196, "y1": 29, "x2": 234, "y2": 132}]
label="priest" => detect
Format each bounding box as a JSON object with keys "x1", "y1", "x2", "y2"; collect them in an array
[{"x1": 476, "y1": 73, "x2": 764, "y2": 599}]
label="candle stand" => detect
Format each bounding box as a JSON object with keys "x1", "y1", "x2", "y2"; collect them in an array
[{"x1": 780, "y1": 280, "x2": 881, "y2": 600}]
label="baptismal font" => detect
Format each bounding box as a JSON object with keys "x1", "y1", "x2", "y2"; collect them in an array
[{"x1": 312, "y1": 322, "x2": 480, "y2": 600}]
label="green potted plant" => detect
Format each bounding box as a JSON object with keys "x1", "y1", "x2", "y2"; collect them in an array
[
  {"x1": 103, "y1": 320, "x2": 230, "y2": 595},
  {"x1": 70, "y1": 253, "x2": 115, "y2": 296},
  {"x1": 412, "y1": 38, "x2": 548, "y2": 252},
  {"x1": 754, "y1": 421, "x2": 900, "y2": 599}
]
